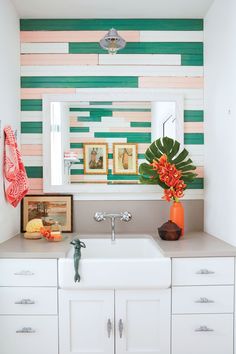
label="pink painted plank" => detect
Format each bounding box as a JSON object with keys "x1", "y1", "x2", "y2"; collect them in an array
[
  {"x1": 20, "y1": 31, "x2": 140, "y2": 43},
  {"x1": 139, "y1": 77, "x2": 204, "y2": 89},
  {"x1": 21, "y1": 54, "x2": 98, "y2": 66},
  {"x1": 21, "y1": 88, "x2": 76, "y2": 99},
  {"x1": 112, "y1": 111, "x2": 151, "y2": 120},
  {"x1": 28, "y1": 189, "x2": 44, "y2": 194},
  {"x1": 195, "y1": 166, "x2": 204, "y2": 178},
  {"x1": 21, "y1": 144, "x2": 43, "y2": 156},
  {"x1": 184, "y1": 122, "x2": 204, "y2": 133},
  {"x1": 109, "y1": 127, "x2": 151, "y2": 133}
]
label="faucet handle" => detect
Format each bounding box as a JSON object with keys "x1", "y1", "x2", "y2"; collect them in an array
[
  {"x1": 94, "y1": 212, "x2": 106, "y2": 222},
  {"x1": 121, "y1": 211, "x2": 132, "y2": 222}
]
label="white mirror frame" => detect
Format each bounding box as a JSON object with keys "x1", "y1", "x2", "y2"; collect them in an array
[{"x1": 42, "y1": 88, "x2": 199, "y2": 200}]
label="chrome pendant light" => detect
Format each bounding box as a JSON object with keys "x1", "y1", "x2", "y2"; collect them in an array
[{"x1": 99, "y1": 28, "x2": 126, "y2": 54}]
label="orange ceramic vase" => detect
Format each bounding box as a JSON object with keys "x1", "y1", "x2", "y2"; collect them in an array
[{"x1": 170, "y1": 201, "x2": 184, "y2": 236}]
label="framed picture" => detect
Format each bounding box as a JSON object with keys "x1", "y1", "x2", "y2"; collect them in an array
[
  {"x1": 21, "y1": 194, "x2": 73, "y2": 232},
  {"x1": 113, "y1": 143, "x2": 138, "y2": 175},
  {"x1": 83, "y1": 143, "x2": 108, "y2": 175}
]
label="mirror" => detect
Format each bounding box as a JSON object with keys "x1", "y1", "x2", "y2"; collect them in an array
[{"x1": 43, "y1": 89, "x2": 183, "y2": 199}]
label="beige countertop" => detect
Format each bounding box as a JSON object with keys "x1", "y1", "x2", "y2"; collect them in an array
[{"x1": 0, "y1": 231, "x2": 236, "y2": 259}]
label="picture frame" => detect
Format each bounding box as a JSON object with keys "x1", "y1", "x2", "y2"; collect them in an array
[
  {"x1": 21, "y1": 194, "x2": 73, "y2": 232},
  {"x1": 83, "y1": 142, "x2": 108, "y2": 175},
  {"x1": 113, "y1": 143, "x2": 138, "y2": 175}
]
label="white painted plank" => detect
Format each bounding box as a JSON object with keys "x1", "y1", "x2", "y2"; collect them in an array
[
  {"x1": 140, "y1": 31, "x2": 204, "y2": 42},
  {"x1": 99, "y1": 54, "x2": 181, "y2": 66},
  {"x1": 187, "y1": 144, "x2": 204, "y2": 156},
  {"x1": 184, "y1": 99, "x2": 204, "y2": 110},
  {"x1": 69, "y1": 111, "x2": 90, "y2": 117},
  {"x1": 22, "y1": 156, "x2": 43, "y2": 166},
  {"x1": 21, "y1": 43, "x2": 68, "y2": 54},
  {"x1": 21, "y1": 134, "x2": 43, "y2": 144},
  {"x1": 74, "y1": 120, "x2": 130, "y2": 128},
  {"x1": 21, "y1": 65, "x2": 203, "y2": 77},
  {"x1": 21, "y1": 111, "x2": 43, "y2": 122}
]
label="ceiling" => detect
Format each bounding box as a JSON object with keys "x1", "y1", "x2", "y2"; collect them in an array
[{"x1": 11, "y1": 0, "x2": 214, "y2": 19}]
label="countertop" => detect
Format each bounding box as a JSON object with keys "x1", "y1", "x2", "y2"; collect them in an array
[{"x1": 0, "y1": 231, "x2": 236, "y2": 259}]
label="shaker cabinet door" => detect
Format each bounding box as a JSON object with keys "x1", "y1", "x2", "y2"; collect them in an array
[
  {"x1": 59, "y1": 290, "x2": 114, "y2": 354},
  {"x1": 115, "y1": 289, "x2": 171, "y2": 354}
]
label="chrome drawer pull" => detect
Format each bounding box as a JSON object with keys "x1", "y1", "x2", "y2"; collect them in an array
[
  {"x1": 196, "y1": 269, "x2": 215, "y2": 275},
  {"x1": 15, "y1": 299, "x2": 35, "y2": 305},
  {"x1": 119, "y1": 319, "x2": 124, "y2": 338},
  {"x1": 195, "y1": 297, "x2": 214, "y2": 304},
  {"x1": 195, "y1": 326, "x2": 214, "y2": 332},
  {"x1": 107, "y1": 319, "x2": 112, "y2": 338},
  {"x1": 16, "y1": 327, "x2": 36, "y2": 334},
  {"x1": 14, "y1": 270, "x2": 35, "y2": 276}
]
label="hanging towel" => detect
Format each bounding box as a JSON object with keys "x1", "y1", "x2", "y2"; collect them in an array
[{"x1": 4, "y1": 126, "x2": 29, "y2": 207}]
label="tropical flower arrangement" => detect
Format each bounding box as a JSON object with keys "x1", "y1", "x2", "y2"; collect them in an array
[{"x1": 139, "y1": 137, "x2": 197, "y2": 201}]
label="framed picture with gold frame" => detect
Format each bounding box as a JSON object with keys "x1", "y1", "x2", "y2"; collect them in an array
[
  {"x1": 113, "y1": 143, "x2": 138, "y2": 175},
  {"x1": 83, "y1": 143, "x2": 108, "y2": 175},
  {"x1": 21, "y1": 194, "x2": 73, "y2": 232}
]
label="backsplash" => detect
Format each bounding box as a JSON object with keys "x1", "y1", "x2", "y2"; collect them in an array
[{"x1": 20, "y1": 19, "x2": 204, "y2": 194}]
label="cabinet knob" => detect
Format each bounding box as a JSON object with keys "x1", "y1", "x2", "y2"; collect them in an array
[
  {"x1": 119, "y1": 319, "x2": 124, "y2": 338},
  {"x1": 14, "y1": 270, "x2": 35, "y2": 276},
  {"x1": 107, "y1": 319, "x2": 112, "y2": 338},
  {"x1": 195, "y1": 297, "x2": 214, "y2": 304},
  {"x1": 195, "y1": 326, "x2": 214, "y2": 332},
  {"x1": 15, "y1": 299, "x2": 35, "y2": 305},
  {"x1": 16, "y1": 327, "x2": 36, "y2": 334},
  {"x1": 196, "y1": 269, "x2": 215, "y2": 275}
]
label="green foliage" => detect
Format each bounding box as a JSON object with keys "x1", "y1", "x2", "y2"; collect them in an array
[{"x1": 139, "y1": 137, "x2": 197, "y2": 187}]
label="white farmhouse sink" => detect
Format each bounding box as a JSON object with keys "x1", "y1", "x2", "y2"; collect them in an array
[{"x1": 59, "y1": 235, "x2": 171, "y2": 289}]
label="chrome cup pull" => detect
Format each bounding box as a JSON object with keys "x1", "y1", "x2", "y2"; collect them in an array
[
  {"x1": 196, "y1": 269, "x2": 215, "y2": 275},
  {"x1": 107, "y1": 319, "x2": 112, "y2": 338},
  {"x1": 195, "y1": 297, "x2": 214, "y2": 304},
  {"x1": 16, "y1": 327, "x2": 36, "y2": 334},
  {"x1": 14, "y1": 270, "x2": 35, "y2": 276},
  {"x1": 15, "y1": 299, "x2": 35, "y2": 305},
  {"x1": 195, "y1": 326, "x2": 214, "y2": 332},
  {"x1": 119, "y1": 319, "x2": 124, "y2": 338}
]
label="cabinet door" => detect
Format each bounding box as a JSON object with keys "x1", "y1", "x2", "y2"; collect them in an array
[
  {"x1": 59, "y1": 290, "x2": 114, "y2": 354},
  {"x1": 115, "y1": 290, "x2": 170, "y2": 354}
]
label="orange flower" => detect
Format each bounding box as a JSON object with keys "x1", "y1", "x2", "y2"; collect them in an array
[{"x1": 162, "y1": 189, "x2": 174, "y2": 202}]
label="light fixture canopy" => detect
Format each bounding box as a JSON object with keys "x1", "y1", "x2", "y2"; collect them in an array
[{"x1": 99, "y1": 28, "x2": 126, "y2": 54}]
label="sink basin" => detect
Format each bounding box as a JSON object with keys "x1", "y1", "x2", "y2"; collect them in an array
[{"x1": 59, "y1": 235, "x2": 171, "y2": 289}]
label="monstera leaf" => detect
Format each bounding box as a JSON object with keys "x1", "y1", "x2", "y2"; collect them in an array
[{"x1": 139, "y1": 137, "x2": 197, "y2": 187}]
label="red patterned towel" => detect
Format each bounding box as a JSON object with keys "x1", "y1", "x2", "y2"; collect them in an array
[{"x1": 4, "y1": 126, "x2": 29, "y2": 207}]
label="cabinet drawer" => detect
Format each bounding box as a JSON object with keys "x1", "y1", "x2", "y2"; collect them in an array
[
  {"x1": 0, "y1": 259, "x2": 57, "y2": 286},
  {"x1": 172, "y1": 257, "x2": 234, "y2": 286},
  {"x1": 0, "y1": 287, "x2": 57, "y2": 315},
  {"x1": 0, "y1": 315, "x2": 58, "y2": 354},
  {"x1": 172, "y1": 285, "x2": 234, "y2": 314},
  {"x1": 172, "y1": 314, "x2": 233, "y2": 354}
]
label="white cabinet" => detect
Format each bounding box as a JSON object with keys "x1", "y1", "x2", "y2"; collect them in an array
[
  {"x1": 59, "y1": 289, "x2": 170, "y2": 354},
  {"x1": 115, "y1": 290, "x2": 170, "y2": 354}
]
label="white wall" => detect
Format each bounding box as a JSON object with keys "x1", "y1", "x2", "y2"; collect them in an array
[
  {"x1": 0, "y1": 0, "x2": 20, "y2": 243},
  {"x1": 204, "y1": 0, "x2": 236, "y2": 245}
]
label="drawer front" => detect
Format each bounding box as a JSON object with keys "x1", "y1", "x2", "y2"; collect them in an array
[
  {"x1": 172, "y1": 285, "x2": 234, "y2": 314},
  {"x1": 172, "y1": 314, "x2": 233, "y2": 354},
  {"x1": 0, "y1": 287, "x2": 57, "y2": 315},
  {"x1": 172, "y1": 257, "x2": 234, "y2": 286},
  {"x1": 0, "y1": 259, "x2": 57, "y2": 286},
  {"x1": 0, "y1": 315, "x2": 58, "y2": 354}
]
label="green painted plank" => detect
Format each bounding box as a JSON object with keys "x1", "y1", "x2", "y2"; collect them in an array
[
  {"x1": 25, "y1": 166, "x2": 43, "y2": 178},
  {"x1": 70, "y1": 143, "x2": 83, "y2": 148},
  {"x1": 108, "y1": 174, "x2": 140, "y2": 181},
  {"x1": 21, "y1": 99, "x2": 42, "y2": 111},
  {"x1": 108, "y1": 153, "x2": 113, "y2": 159},
  {"x1": 69, "y1": 42, "x2": 203, "y2": 55},
  {"x1": 181, "y1": 54, "x2": 203, "y2": 66},
  {"x1": 21, "y1": 76, "x2": 138, "y2": 88},
  {"x1": 21, "y1": 122, "x2": 42, "y2": 134},
  {"x1": 184, "y1": 110, "x2": 204, "y2": 122},
  {"x1": 71, "y1": 107, "x2": 150, "y2": 112},
  {"x1": 187, "y1": 178, "x2": 204, "y2": 189},
  {"x1": 70, "y1": 127, "x2": 90, "y2": 133},
  {"x1": 131, "y1": 122, "x2": 151, "y2": 128},
  {"x1": 90, "y1": 101, "x2": 113, "y2": 105},
  {"x1": 184, "y1": 133, "x2": 204, "y2": 145},
  {"x1": 20, "y1": 19, "x2": 204, "y2": 31},
  {"x1": 77, "y1": 116, "x2": 102, "y2": 122},
  {"x1": 94, "y1": 132, "x2": 151, "y2": 143},
  {"x1": 138, "y1": 154, "x2": 146, "y2": 159}
]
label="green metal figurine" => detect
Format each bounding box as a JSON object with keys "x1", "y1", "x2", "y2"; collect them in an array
[{"x1": 70, "y1": 239, "x2": 86, "y2": 282}]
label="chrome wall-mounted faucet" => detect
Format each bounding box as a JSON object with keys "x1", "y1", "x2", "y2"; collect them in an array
[{"x1": 94, "y1": 211, "x2": 132, "y2": 241}]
